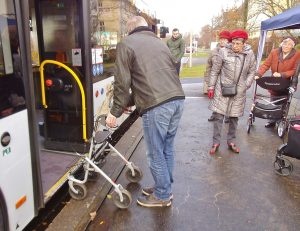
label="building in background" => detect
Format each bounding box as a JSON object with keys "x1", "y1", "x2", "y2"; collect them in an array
[{"x1": 90, "y1": 0, "x2": 159, "y2": 63}]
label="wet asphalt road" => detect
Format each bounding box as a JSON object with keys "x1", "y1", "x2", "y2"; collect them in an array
[{"x1": 87, "y1": 80, "x2": 300, "y2": 231}]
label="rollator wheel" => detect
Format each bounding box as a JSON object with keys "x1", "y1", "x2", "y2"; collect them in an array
[
  {"x1": 125, "y1": 165, "x2": 143, "y2": 183},
  {"x1": 87, "y1": 171, "x2": 100, "y2": 181},
  {"x1": 247, "y1": 117, "x2": 252, "y2": 134},
  {"x1": 277, "y1": 121, "x2": 287, "y2": 138},
  {"x1": 69, "y1": 182, "x2": 87, "y2": 200},
  {"x1": 112, "y1": 189, "x2": 132, "y2": 209},
  {"x1": 273, "y1": 157, "x2": 293, "y2": 176}
]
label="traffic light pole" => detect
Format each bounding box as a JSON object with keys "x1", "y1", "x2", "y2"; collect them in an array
[{"x1": 189, "y1": 30, "x2": 193, "y2": 67}]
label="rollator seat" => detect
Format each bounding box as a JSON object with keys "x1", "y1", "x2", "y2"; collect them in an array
[
  {"x1": 94, "y1": 130, "x2": 111, "y2": 143},
  {"x1": 255, "y1": 102, "x2": 282, "y2": 111}
]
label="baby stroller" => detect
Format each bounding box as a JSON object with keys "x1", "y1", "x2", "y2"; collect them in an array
[
  {"x1": 274, "y1": 119, "x2": 300, "y2": 176},
  {"x1": 246, "y1": 76, "x2": 296, "y2": 137},
  {"x1": 67, "y1": 115, "x2": 143, "y2": 209}
]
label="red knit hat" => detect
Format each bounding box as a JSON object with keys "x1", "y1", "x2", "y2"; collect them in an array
[
  {"x1": 231, "y1": 29, "x2": 248, "y2": 40},
  {"x1": 219, "y1": 30, "x2": 231, "y2": 40}
]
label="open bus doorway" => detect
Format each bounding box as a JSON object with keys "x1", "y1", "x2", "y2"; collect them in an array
[{"x1": 28, "y1": 0, "x2": 89, "y2": 201}]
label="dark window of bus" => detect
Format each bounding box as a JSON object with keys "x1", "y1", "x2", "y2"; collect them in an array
[
  {"x1": 0, "y1": 1, "x2": 26, "y2": 119},
  {"x1": 40, "y1": 0, "x2": 80, "y2": 65}
]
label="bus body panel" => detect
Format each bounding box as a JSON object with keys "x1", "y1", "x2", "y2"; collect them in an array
[
  {"x1": 93, "y1": 76, "x2": 132, "y2": 125},
  {"x1": 0, "y1": 110, "x2": 35, "y2": 230}
]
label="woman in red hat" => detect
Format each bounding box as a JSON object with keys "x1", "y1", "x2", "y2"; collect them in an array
[
  {"x1": 207, "y1": 29, "x2": 256, "y2": 154},
  {"x1": 204, "y1": 30, "x2": 231, "y2": 122},
  {"x1": 255, "y1": 36, "x2": 300, "y2": 128}
]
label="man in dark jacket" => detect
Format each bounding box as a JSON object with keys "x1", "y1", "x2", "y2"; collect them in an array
[
  {"x1": 106, "y1": 16, "x2": 185, "y2": 207},
  {"x1": 167, "y1": 28, "x2": 185, "y2": 75}
]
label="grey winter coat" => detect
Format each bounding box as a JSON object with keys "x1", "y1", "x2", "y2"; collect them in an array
[
  {"x1": 208, "y1": 44, "x2": 256, "y2": 117},
  {"x1": 204, "y1": 45, "x2": 222, "y2": 86}
]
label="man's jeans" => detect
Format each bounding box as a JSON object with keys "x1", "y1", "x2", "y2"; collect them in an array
[{"x1": 142, "y1": 99, "x2": 184, "y2": 200}]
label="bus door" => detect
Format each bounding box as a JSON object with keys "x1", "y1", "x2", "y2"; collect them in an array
[
  {"x1": 34, "y1": 0, "x2": 93, "y2": 152},
  {"x1": 0, "y1": 0, "x2": 40, "y2": 230}
]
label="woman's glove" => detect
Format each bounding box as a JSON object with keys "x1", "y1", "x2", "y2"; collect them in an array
[{"x1": 208, "y1": 89, "x2": 214, "y2": 99}]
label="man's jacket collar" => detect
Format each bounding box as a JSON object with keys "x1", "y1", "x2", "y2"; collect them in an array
[{"x1": 128, "y1": 26, "x2": 153, "y2": 35}]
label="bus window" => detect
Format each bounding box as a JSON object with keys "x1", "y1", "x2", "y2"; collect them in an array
[
  {"x1": 40, "y1": 0, "x2": 80, "y2": 65},
  {"x1": 0, "y1": 1, "x2": 26, "y2": 119}
]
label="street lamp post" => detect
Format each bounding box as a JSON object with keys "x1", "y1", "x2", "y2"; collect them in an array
[{"x1": 189, "y1": 30, "x2": 193, "y2": 67}]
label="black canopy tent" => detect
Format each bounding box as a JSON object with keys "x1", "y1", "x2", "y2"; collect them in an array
[{"x1": 257, "y1": 5, "x2": 300, "y2": 67}]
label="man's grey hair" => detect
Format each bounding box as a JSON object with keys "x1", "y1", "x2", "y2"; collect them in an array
[{"x1": 126, "y1": 16, "x2": 148, "y2": 33}]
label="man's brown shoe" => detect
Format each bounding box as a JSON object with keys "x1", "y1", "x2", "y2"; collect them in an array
[{"x1": 137, "y1": 194, "x2": 171, "y2": 208}]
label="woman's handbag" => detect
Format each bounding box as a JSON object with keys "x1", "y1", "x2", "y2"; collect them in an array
[
  {"x1": 220, "y1": 55, "x2": 245, "y2": 97},
  {"x1": 221, "y1": 84, "x2": 237, "y2": 97}
]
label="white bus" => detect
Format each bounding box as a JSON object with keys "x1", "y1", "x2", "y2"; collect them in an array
[{"x1": 0, "y1": 0, "x2": 136, "y2": 230}]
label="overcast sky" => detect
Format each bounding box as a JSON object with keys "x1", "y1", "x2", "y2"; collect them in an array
[{"x1": 141, "y1": 0, "x2": 242, "y2": 33}]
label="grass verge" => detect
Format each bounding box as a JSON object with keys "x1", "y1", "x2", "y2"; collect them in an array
[{"x1": 180, "y1": 64, "x2": 206, "y2": 78}]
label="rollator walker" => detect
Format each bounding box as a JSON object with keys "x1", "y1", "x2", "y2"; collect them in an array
[
  {"x1": 67, "y1": 115, "x2": 143, "y2": 209},
  {"x1": 246, "y1": 75, "x2": 298, "y2": 138}
]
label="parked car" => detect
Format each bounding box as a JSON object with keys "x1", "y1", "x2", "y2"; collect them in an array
[{"x1": 185, "y1": 46, "x2": 195, "y2": 53}]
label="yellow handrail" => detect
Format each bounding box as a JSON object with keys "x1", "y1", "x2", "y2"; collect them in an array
[{"x1": 39, "y1": 60, "x2": 87, "y2": 142}]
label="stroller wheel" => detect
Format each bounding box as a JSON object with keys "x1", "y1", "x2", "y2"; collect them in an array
[
  {"x1": 112, "y1": 189, "x2": 132, "y2": 209},
  {"x1": 277, "y1": 121, "x2": 287, "y2": 138},
  {"x1": 69, "y1": 182, "x2": 87, "y2": 200},
  {"x1": 247, "y1": 120, "x2": 251, "y2": 133},
  {"x1": 273, "y1": 157, "x2": 293, "y2": 176},
  {"x1": 125, "y1": 165, "x2": 143, "y2": 183},
  {"x1": 277, "y1": 144, "x2": 287, "y2": 155}
]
